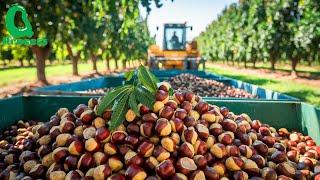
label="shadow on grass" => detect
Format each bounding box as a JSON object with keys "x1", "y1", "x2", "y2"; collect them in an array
[
  {"x1": 285, "y1": 89, "x2": 320, "y2": 103},
  {"x1": 207, "y1": 68, "x2": 278, "y2": 86},
  {"x1": 233, "y1": 65, "x2": 320, "y2": 80}
]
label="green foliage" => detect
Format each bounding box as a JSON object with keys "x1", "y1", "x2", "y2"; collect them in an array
[
  {"x1": 96, "y1": 65, "x2": 158, "y2": 130},
  {"x1": 197, "y1": 0, "x2": 320, "y2": 70},
  {"x1": 0, "y1": 0, "x2": 164, "y2": 71}
]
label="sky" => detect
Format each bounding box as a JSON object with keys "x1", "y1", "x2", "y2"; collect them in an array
[{"x1": 140, "y1": 0, "x2": 238, "y2": 47}]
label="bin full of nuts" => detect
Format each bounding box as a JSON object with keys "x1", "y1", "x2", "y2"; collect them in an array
[{"x1": 0, "y1": 80, "x2": 319, "y2": 179}]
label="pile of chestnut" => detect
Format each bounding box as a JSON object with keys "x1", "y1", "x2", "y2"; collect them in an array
[
  {"x1": 169, "y1": 74, "x2": 257, "y2": 98},
  {"x1": 0, "y1": 82, "x2": 319, "y2": 180}
]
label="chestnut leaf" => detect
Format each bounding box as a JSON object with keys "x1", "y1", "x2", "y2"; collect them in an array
[
  {"x1": 129, "y1": 90, "x2": 140, "y2": 117},
  {"x1": 96, "y1": 85, "x2": 133, "y2": 116},
  {"x1": 108, "y1": 92, "x2": 130, "y2": 130},
  {"x1": 135, "y1": 86, "x2": 155, "y2": 108},
  {"x1": 137, "y1": 65, "x2": 159, "y2": 93},
  {"x1": 124, "y1": 70, "x2": 135, "y2": 81}
]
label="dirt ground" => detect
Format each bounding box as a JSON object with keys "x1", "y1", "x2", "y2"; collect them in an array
[
  {"x1": 0, "y1": 68, "x2": 133, "y2": 99},
  {"x1": 209, "y1": 63, "x2": 320, "y2": 88}
]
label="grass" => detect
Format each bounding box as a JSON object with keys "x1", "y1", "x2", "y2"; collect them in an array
[
  {"x1": 206, "y1": 65, "x2": 320, "y2": 107},
  {"x1": 0, "y1": 60, "x2": 136, "y2": 87},
  {"x1": 219, "y1": 61, "x2": 320, "y2": 76}
]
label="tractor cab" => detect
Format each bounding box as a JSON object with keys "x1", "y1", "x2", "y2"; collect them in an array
[
  {"x1": 163, "y1": 23, "x2": 187, "y2": 51},
  {"x1": 148, "y1": 23, "x2": 205, "y2": 70}
]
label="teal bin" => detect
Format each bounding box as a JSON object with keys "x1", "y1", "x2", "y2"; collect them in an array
[
  {"x1": 0, "y1": 95, "x2": 319, "y2": 144},
  {"x1": 34, "y1": 70, "x2": 299, "y2": 101}
]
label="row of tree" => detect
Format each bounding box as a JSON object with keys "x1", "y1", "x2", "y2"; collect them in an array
[
  {"x1": 197, "y1": 0, "x2": 320, "y2": 75},
  {"x1": 0, "y1": 0, "x2": 167, "y2": 84}
]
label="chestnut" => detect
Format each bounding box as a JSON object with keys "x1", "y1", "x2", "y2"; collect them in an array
[
  {"x1": 85, "y1": 138, "x2": 100, "y2": 152},
  {"x1": 104, "y1": 142, "x2": 118, "y2": 155},
  {"x1": 194, "y1": 140, "x2": 208, "y2": 155},
  {"x1": 210, "y1": 143, "x2": 227, "y2": 159},
  {"x1": 195, "y1": 123, "x2": 209, "y2": 139},
  {"x1": 126, "y1": 164, "x2": 147, "y2": 180},
  {"x1": 190, "y1": 170, "x2": 206, "y2": 180},
  {"x1": 153, "y1": 146, "x2": 170, "y2": 162},
  {"x1": 95, "y1": 127, "x2": 111, "y2": 143},
  {"x1": 145, "y1": 156, "x2": 159, "y2": 170},
  {"x1": 239, "y1": 145, "x2": 253, "y2": 158},
  {"x1": 252, "y1": 140, "x2": 268, "y2": 156},
  {"x1": 155, "y1": 118, "x2": 172, "y2": 136},
  {"x1": 243, "y1": 159, "x2": 260, "y2": 176},
  {"x1": 181, "y1": 101, "x2": 192, "y2": 113},
  {"x1": 204, "y1": 167, "x2": 219, "y2": 180},
  {"x1": 179, "y1": 142, "x2": 195, "y2": 158},
  {"x1": 161, "y1": 137, "x2": 176, "y2": 152},
  {"x1": 276, "y1": 162, "x2": 296, "y2": 178},
  {"x1": 176, "y1": 157, "x2": 197, "y2": 175},
  {"x1": 153, "y1": 101, "x2": 165, "y2": 113},
  {"x1": 156, "y1": 159, "x2": 176, "y2": 178},
  {"x1": 64, "y1": 155, "x2": 78, "y2": 171},
  {"x1": 225, "y1": 156, "x2": 244, "y2": 171},
  {"x1": 125, "y1": 109, "x2": 137, "y2": 122},
  {"x1": 156, "y1": 90, "x2": 169, "y2": 102},
  {"x1": 80, "y1": 109, "x2": 95, "y2": 124},
  {"x1": 159, "y1": 106, "x2": 174, "y2": 119},
  {"x1": 261, "y1": 167, "x2": 277, "y2": 180},
  {"x1": 93, "y1": 151, "x2": 108, "y2": 166},
  {"x1": 181, "y1": 127, "x2": 198, "y2": 145},
  {"x1": 29, "y1": 164, "x2": 46, "y2": 179},
  {"x1": 65, "y1": 170, "x2": 84, "y2": 180},
  {"x1": 209, "y1": 123, "x2": 223, "y2": 136},
  {"x1": 271, "y1": 150, "x2": 287, "y2": 163},
  {"x1": 142, "y1": 113, "x2": 158, "y2": 123},
  {"x1": 193, "y1": 155, "x2": 207, "y2": 169},
  {"x1": 52, "y1": 147, "x2": 68, "y2": 163},
  {"x1": 68, "y1": 141, "x2": 84, "y2": 155},
  {"x1": 125, "y1": 151, "x2": 144, "y2": 166},
  {"x1": 140, "y1": 122, "x2": 154, "y2": 137},
  {"x1": 83, "y1": 126, "x2": 96, "y2": 140},
  {"x1": 170, "y1": 118, "x2": 184, "y2": 134},
  {"x1": 111, "y1": 131, "x2": 127, "y2": 144},
  {"x1": 173, "y1": 92, "x2": 184, "y2": 104},
  {"x1": 108, "y1": 156, "x2": 124, "y2": 172},
  {"x1": 77, "y1": 153, "x2": 95, "y2": 171},
  {"x1": 49, "y1": 171, "x2": 66, "y2": 180},
  {"x1": 137, "y1": 141, "x2": 154, "y2": 157}
]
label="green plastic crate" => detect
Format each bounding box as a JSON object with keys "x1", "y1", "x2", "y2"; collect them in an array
[{"x1": 0, "y1": 95, "x2": 319, "y2": 144}]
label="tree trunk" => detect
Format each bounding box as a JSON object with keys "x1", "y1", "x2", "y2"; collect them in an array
[
  {"x1": 122, "y1": 60, "x2": 127, "y2": 69},
  {"x1": 27, "y1": 59, "x2": 32, "y2": 66},
  {"x1": 91, "y1": 54, "x2": 98, "y2": 73},
  {"x1": 115, "y1": 58, "x2": 119, "y2": 69},
  {"x1": 252, "y1": 58, "x2": 256, "y2": 68},
  {"x1": 244, "y1": 59, "x2": 247, "y2": 68},
  {"x1": 30, "y1": 45, "x2": 51, "y2": 84},
  {"x1": 19, "y1": 59, "x2": 24, "y2": 67},
  {"x1": 291, "y1": 56, "x2": 299, "y2": 78},
  {"x1": 66, "y1": 43, "x2": 80, "y2": 76},
  {"x1": 270, "y1": 57, "x2": 276, "y2": 71},
  {"x1": 106, "y1": 58, "x2": 111, "y2": 70}
]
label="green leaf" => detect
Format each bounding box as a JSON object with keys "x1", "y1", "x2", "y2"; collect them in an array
[
  {"x1": 169, "y1": 88, "x2": 174, "y2": 96},
  {"x1": 108, "y1": 93, "x2": 130, "y2": 130},
  {"x1": 129, "y1": 91, "x2": 140, "y2": 117},
  {"x1": 137, "y1": 65, "x2": 159, "y2": 93},
  {"x1": 135, "y1": 86, "x2": 155, "y2": 108},
  {"x1": 96, "y1": 85, "x2": 133, "y2": 115},
  {"x1": 124, "y1": 70, "x2": 134, "y2": 81}
]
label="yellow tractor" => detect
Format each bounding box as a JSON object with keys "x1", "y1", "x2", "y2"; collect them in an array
[{"x1": 148, "y1": 23, "x2": 205, "y2": 70}]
